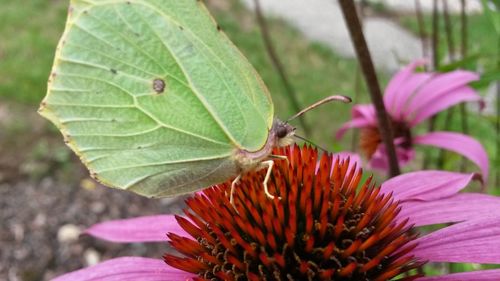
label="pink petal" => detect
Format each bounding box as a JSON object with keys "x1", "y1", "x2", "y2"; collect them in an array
[
  {"x1": 380, "y1": 171, "x2": 476, "y2": 202},
  {"x1": 414, "y1": 132, "x2": 489, "y2": 182},
  {"x1": 335, "y1": 118, "x2": 373, "y2": 140},
  {"x1": 334, "y1": 151, "x2": 362, "y2": 166},
  {"x1": 410, "y1": 86, "x2": 482, "y2": 125},
  {"x1": 85, "y1": 215, "x2": 188, "y2": 243},
  {"x1": 368, "y1": 143, "x2": 415, "y2": 171},
  {"x1": 368, "y1": 149, "x2": 390, "y2": 171},
  {"x1": 52, "y1": 257, "x2": 194, "y2": 281},
  {"x1": 351, "y1": 104, "x2": 377, "y2": 122},
  {"x1": 407, "y1": 70, "x2": 479, "y2": 117},
  {"x1": 333, "y1": 151, "x2": 363, "y2": 175},
  {"x1": 335, "y1": 104, "x2": 377, "y2": 140},
  {"x1": 384, "y1": 59, "x2": 427, "y2": 113},
  {"x1": 417, "y1": 269, "x2": 500, "y2": 281},
  {"x1": 398, "y1": 193, "x2": 500, "y2": 226},
  {"x1": 413, "y1": 217, "x2": 500, "y2": 264},
  {"x1": 315, "y1": 151, "x2": 363, "y2": 176},
  {"x1": 392, "y1": 73, "x2": 432, "y2": 120}
]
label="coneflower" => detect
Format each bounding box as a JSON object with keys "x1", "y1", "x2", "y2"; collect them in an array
[
  {"x1": 165, "y1": 145, "x2": 422, "y2": 280},
  {"x1": 336, "y1": 60, "x2": 489, "y2": 182},
  {"x1": 54, "y1": 145, "x2": 500, "y2": 281}
]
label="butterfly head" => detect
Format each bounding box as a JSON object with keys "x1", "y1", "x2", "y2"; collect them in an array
[{"x1": 273, "y1": 119, "x2": 295, "y2": 147}]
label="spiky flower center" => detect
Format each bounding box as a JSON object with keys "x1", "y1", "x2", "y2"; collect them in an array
[
  {"x1": 165, "y1": 145, "x2": 422, "y2": 280},
  {"x1": 360, "y1": 120, "x2": 412, "y2": 159}
]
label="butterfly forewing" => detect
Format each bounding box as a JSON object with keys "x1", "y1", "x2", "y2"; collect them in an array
[{"x1": 40, "y1": 0, "x2": 274, "y2": 197}]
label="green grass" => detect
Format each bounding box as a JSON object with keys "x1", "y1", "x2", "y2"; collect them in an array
[{"x1": 0, "y1": 0, "x2": 68, "y2": 104}]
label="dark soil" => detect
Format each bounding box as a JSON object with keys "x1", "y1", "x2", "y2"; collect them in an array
[{"x1": 0, "y1": 102, "x2": 188, "y2": 281}]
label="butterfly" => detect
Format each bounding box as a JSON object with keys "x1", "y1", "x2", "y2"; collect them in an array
[{"x1": 39, "y1": 0, "x2": 349, "y2": 202}]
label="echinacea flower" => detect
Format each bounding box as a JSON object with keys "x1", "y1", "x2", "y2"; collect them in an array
[
  {"x1": 336, "y1": 60, "x2": 489, "y2": 182},
  {"x1": 54, "y1": 145, "x2": 500, "y2": 280}
]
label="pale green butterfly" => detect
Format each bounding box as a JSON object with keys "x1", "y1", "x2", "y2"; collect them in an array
[{"x1": 39, "y1": 0, "x2": 349, "y2": 202}]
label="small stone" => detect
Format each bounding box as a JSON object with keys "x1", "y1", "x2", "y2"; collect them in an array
[
  {"x1": 11, "y1": 223, "x2": 24, "y2": 241},
  {"x1": 14, "y1": 248, "x2": 29, "y2": 260},
  {"x1": 90, "y1": 202, "x2": 106, "y2": 214},
  {"x1": 33, "y1": 213, "x2": 47, "y2": 228},
  {"x1": 84, "y1": 248, "x2": 100, "y2": 266},
  {"x1": 57, "y1": 224, "x2": 81, "y2": 243}
]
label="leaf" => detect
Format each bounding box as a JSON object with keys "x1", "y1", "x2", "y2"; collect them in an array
[
  {"x1": 438, "y1": 53, "x2": 480, "y2": 72},
  {"x1": 470, "y1": 69, "x2": 500, "y2": 89},
  {"x1": 481, "y1": 0, "x2": 500, "y2": 35}
]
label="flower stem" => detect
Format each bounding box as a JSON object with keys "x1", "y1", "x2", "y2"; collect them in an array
[
  {"x1": 423, "y1": 0, "x2": 440, "y2": 169},
  {"x1": 338, "y1": 0, "x2": 400, "y2": 177},
  {"x1": 431, "y1": 0, "x2": 440, "y2": 71},
  {"x1": 438, "y1": 0, "x2": 455, "y2": 169},
  {"x1": 460, "y1": 0, "x2": 468, "y2": 57},
  {"x1": 253, "y1": 0, "x2": 311, "y2": 137},
  {"x1": 442, "y1": 0, "x2": 455, "y2": 61},
  {"x1": 459, "y1": 0, "x2": 470, "y2": 173},
  {"x1": 414, "y1": 0, "x2": 429, "y2": 62},
  {"x1": 350, "y1": 66, "x2": 362, "y2": 152},
  {"x1": 350, "y1": 3, "x2": 365, "y2": 152}
]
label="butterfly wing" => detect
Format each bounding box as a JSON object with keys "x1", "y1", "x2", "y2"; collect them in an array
[{"x1": 39, "y1": 0, "x2": 274, "y2": 197}]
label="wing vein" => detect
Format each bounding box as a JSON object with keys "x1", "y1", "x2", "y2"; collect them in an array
[
  {"x1": 73, "y1": 14, "x2": 170, "y2": 76},
  {"x1": 95, "y1": 154, "x2": 231, "y2": 173},
  {"x1": 47, "y1": 102, "x2": 136, "y2": 108},
  {"x1": 58, "y1": 56, "x2": 151, "y2": 83},
  {"x1": 64, "y1": 41, "x2": 162, "y2": 77},
  {"x1": 70, "y1": 125, "x2": 162, "y2": 137}
]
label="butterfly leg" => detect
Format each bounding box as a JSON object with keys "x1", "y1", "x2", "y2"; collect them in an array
[
  {"x1": 260, "y1": 160, "x2": 281, "y2": 200},
  {"x1": 269, "y1": 154, "x2": 288, "y2": 165},
  {"x1": 229, "y1": 174, "x2": 242, "y2": 207}
]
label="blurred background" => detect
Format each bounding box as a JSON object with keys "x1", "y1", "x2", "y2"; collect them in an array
[{"x1": 0, "y1": 0, "x2": 498, "y2": 279}]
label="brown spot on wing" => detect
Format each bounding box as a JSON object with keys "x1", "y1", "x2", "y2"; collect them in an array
[{"x1": 153, "y1": 78, "x2": 166, "y2": 94}]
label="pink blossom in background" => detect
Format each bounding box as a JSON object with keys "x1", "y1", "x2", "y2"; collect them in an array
[
  {"x1": 53, "y1": 147, "x2": 500, "y2": 280},
  {"x1": 336, "y1": 60, "x2": 489, "y2": 182}
]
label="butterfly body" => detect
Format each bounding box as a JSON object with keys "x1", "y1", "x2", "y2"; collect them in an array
[
  {"x1": 39, "y1": 0, "x2": 294, "y2": 198},
  {"x1": 233, "y1": 119, "x2": 295, "y2": 172}
]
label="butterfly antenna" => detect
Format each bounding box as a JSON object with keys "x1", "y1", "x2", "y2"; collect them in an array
[
  {"x1": 294, "y1": 134, "x2": 329, "y2": 153},
  {"x1": 287, "y1": 95, "x2": 352, "y2": 123}
]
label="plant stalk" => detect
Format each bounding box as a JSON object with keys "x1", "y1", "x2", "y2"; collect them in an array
[
  {"x1": 350, "y1": 2, "x2": 366, "y2": 152},
  {"x1": 351, "y1": 66, "x2": 362, "y2": 152},
  {"x1": 423, "y1": 0, "x2": 440, "y2": 169},
  {"x1": 437, "y1": 0, "x2": 456, "y2": 169},
  {"x1": 414, "y1": 0, "x2": 429, "y2": 62},
  {"x1": 431, "y1": 0, "x2": 440, "y2": 70},
  {"x1": 459, "y1": 0, "x2": 470, "y2": 172},
  {"x1": 253, "y1": 0, "x2": 310, "y2": 136},
  {"x1": 338, "y1": 0, "x2": 400, "y2": 177}
]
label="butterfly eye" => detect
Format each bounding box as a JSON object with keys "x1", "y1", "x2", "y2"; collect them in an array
[{"x1": 276, "y1": 125, "x2": 289, "y2": 138}]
